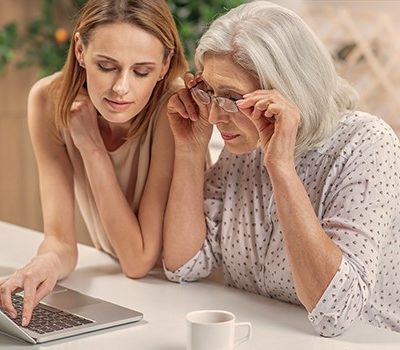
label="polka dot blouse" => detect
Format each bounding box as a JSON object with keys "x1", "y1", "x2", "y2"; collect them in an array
[{"x1": 164, "y1": 111, "x2": 400, "y2": 336}]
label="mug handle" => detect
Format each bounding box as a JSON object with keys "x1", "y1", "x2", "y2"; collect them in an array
[{"x1": 234, "y1": 322, "x2": 252, "y2": 347}]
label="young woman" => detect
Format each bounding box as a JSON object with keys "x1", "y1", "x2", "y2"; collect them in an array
[
  {"x1": 163, "y1": 1, "x2": 400, "y2": 337},
  {"x1": 0, "y1": 0, "x2": 187, "y2": 326}
]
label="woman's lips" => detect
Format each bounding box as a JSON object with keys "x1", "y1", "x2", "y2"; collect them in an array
[
  {"x1": 105, "y1": 98, "x2": 133, "y2": 112},
  {"x1": 220, "y1": 132, "x2": 240, "y2": 141}
]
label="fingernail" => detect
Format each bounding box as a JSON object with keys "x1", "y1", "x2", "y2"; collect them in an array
[
  {"x1": 236, "y1": 99, "x2": 244, "y2": 106},
  {"x1": 243, "y1": 93, "x2": 250, "y2": 98},
  {"x1": 22, "y1": 317, "x2": 27, "y2": 326}
]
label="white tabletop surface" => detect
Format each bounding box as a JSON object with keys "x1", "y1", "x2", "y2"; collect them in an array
[{"x1": 1, "y1": 221, "x2": 400, "y2": 349}]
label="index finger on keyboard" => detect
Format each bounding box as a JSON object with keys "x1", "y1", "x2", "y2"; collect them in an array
[{"x1": 21, "y1": 279, "x2": 37, "y2": 326}]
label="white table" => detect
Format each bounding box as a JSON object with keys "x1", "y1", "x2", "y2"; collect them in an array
[{"x1": 1, "y1": 221, "x2": 400, "y2": 349}]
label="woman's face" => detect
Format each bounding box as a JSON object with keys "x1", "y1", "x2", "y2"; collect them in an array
[
  {"x1": 201, "y1": 54, "x2": 260, "y2": 154},
  {"x1": 75, "y1": 22, "x2": 170, "y2": 125}
]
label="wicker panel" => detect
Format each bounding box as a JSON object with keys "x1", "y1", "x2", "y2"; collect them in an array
[{"x1": 301, "y1": 4, "x2": 400, "y2": 133}]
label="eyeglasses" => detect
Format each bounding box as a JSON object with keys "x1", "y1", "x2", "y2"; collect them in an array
[{"x1": 190, "y1": 85, "x2": 241, "y2": 113}]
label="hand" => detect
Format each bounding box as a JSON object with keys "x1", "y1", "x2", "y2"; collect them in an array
[
  {"x1": 69, "y1": 88, "x2": 105, "y2": 153},
  {"x1": 0, "y1": 253, "x2": 60, "y2": 326},
  {"x1": 237, "y1": 89, "x2": 301, "y2": 170},
  {"x1": 167, "y1": 73, "x2": 213, "y2": 153}
]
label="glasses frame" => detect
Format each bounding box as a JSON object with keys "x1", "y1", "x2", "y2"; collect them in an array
[{"x1": 190, "y1": 85, "x2": 242, "y2": 113}]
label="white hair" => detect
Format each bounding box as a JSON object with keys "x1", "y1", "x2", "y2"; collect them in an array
[{"x1": 195, "y1": 0, "x2": 359, "y2": 157}]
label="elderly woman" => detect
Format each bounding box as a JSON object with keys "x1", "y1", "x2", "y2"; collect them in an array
[{"x1": 163, "y1": 0, "x2": 400, "y2": 337}]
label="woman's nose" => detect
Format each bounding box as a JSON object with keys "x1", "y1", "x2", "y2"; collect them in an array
[
  {"x1": 112, "y1": 73, "x2": 129, "y2": 96},
  {"x1": 208, "y1": 102, "x2": 230, "y2": 125}
]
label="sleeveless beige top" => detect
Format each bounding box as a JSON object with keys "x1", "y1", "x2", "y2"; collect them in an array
[{"x1": 60, "y1": 92, "x2": 171, "y2": 257}]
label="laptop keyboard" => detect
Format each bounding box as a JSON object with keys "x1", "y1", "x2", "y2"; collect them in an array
[{"x1": 7, "y1": 294, "x2": 94, "y2": 335}]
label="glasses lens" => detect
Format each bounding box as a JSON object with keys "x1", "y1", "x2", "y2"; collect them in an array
[
  {"x1": 191, "y1": 87, "x2": 211, "y2": 105},
  {"x1": 216, "y1": 97, "x2": 239, "y2": 113}
]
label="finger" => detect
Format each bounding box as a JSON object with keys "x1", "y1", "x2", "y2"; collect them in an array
[
  {"x1": 21, "y1": 273, "x2": 37, "y2": 326},
  {"x1": 252, "y1": 107, "x2": 263, "y2": 120},
  {"x1": 253, "y1": 112, "x2": 276, "y2": 137},
  {"x1": 241, "y1": 103, "x2": 277, "y2": 135},
  {"x1": 179, "y1": 90, "x2": 199, "y2": 121},
  {"x1": 70, "y1": 100, "x2": 85, "y2": 113},
  {"x1": 34, "y1": 280, "x2": 56, "y2": 306},
  {"x1": 237, "y1": 95, "x2": 273, "y2": 110},
  {"x1": 243, "y1": 89, "x2": 276, "y2": 98},
  {"x1": 264, "y1": 110, "x2": 276, "y2": 123},
  {"x1": 168, "y1": 94, "x2": 190, "y2": 119},
  {"x1": 187, "y1": 72, "x2": 205, "y2": 90},
  {"x1": 260, "y1": 109, "x2": 277, "y2": 129},
  {"x1": 184, "y1": 72, "x2": 195, "y2": 88},
  {"x1": 267, "y1": 103, "x2": 283, "y2": 116},
  {"x1": 237, "y1": 105, "x2": 254, "y2": 118},
  {"x1": 0, "y1": 283, "x2": 17, "y2": 318},
  {"x1": 252, "y1": 99, "x2": 269, "y2": 119},
  {"x1": 0, "y1": 275, "x2": 10, "y2": 286}
]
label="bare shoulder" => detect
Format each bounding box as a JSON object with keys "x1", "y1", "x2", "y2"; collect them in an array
[
  {"x1": 28, "y1": 72, "x2": 62, "y2": 124},
  {"x1": 28, "y1": 72, "x2": 64, "y2": 146},
  {"x1": 28, "y1": 72, "x2": 61, "y2": 103}
]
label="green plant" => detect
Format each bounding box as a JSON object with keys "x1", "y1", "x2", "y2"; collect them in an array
[
  {"x1": 0, "y1": 23, "x2": 17, "y2": 72},
  {"x1": 16, "y1": 0, "x2": 72, "y2": 76},
  {"x1": 0, "y1": 0, "x2": 245, "y2": 76},
  {"x1": 0, "y1": 0, "x2": 78, "y2": 76},
  {"x1": 167, "y1": 0, "x2": 245, "y2": 68}
]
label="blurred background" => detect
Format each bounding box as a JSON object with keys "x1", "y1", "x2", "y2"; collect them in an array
[{"x1": 1, "y1": 0, "x2": 399, "y2": 245}]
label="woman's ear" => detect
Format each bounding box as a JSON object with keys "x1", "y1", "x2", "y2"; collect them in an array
[
  {"x1": 159, "y1": 50, "x2": 174, "y2": 80},
  {"x1": 74, "y1": 32, "x2": 86, "y2": 68}
]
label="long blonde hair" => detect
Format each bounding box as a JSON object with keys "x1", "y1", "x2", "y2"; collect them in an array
[{"x1": 56, "y1": 0, "x2": 187, "y2": 138}]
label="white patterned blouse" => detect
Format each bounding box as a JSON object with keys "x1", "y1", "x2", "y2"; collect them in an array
[{"x1": 164, "y1": 111, "x2": 400, "y2": 336}]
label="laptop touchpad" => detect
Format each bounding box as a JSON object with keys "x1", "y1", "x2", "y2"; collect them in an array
[{"x1": 42, "y1": 289, "x2": 101, "y2": 310}]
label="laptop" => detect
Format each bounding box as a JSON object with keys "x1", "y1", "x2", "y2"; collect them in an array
[{"x1": 0, "y1": 284, "x2": 143, "y2": 344}]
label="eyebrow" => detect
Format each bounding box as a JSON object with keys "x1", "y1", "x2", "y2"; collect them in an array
[
  {"x1": 201, "y1": 75, "x2": 244, "y2": 95},
  {"x1": 95, "y1": 54, "x2": 157, "y2": 66}
]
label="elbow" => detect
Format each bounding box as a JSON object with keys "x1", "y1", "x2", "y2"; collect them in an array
[
  {"x1": 316, "y1": 323, "x2": 348, "y2": 338},
  {"x1": 310, "y1": 313, "x2": 356, "y2": 337},
  {"x1": 120, "y1": 257, "x2": 155, "y2": 279},
  {"x1": 123, "y1": 269, "x2": 149, "y2": 279},
  {"x1": 162, "y1": 255, "x2": 181, "y2": 273}
]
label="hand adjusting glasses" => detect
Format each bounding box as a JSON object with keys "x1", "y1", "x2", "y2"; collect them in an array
[{"x1": 190, "y1": 81, "x2": 241, "y2": 113}]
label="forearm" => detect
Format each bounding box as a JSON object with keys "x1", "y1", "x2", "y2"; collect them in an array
[
  {"x1": 163, "y1": 148, "x2": 207, "y2": 271},
  {"x1": 268, "y1": 164, "x2": 342, "y2": 311},
  {"x1": 80, "y1": 147, "x2": 154, "y2": 277}
]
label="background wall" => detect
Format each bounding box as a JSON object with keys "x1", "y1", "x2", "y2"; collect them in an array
[
  {"x1": 0, "y1": 0, "x2": 43, "y2": 233},
  {"x1": 0, "y1": 0, "x2": 92, "y2": 244}
]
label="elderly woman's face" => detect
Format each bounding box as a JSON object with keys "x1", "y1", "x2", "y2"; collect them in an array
[{"x1": 201, "y1": 53, "x2": 259, "y2": 154}]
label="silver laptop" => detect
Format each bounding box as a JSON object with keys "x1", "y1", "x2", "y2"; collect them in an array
[{"x1": 0, "y1": 284, "x2": 143, "y2": 344}]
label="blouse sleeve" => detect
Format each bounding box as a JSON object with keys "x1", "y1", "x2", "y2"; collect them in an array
[
  {"x1": 308, "y1": 124, "x2": 400, "y2": 336},
  {"x1": 164, "y1": 149, "x2": 228, "y2": 283}
]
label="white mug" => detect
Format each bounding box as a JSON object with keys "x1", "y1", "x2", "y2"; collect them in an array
[{"x1": 186, "y1": 310, "x2": 252, "y2": 350}]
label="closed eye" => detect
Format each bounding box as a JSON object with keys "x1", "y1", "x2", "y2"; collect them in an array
[
  {"x1": 97, "y1": 63, "x2": 116, "y2": 72},
  {"x1": 134, "y1": 70, "x2": 150, "y2": 77}
]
